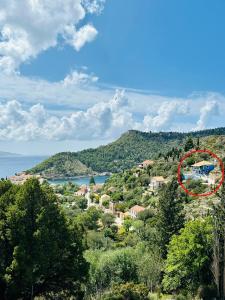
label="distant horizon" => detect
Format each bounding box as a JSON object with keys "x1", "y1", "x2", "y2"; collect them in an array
[
  {"x1": 0, "y1": 0, "x2": 224, "y2": 154},
  {"x1": 2, "y1": 126, "x2": 225, "y2": 156}
]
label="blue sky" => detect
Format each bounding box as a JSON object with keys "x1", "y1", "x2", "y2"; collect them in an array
[
  {"x1": 0, "y1": 0, "x2": 224, "y2": 154},
  {"x1": 20, "y1": 0, "x2": 225, "y2": 94}
]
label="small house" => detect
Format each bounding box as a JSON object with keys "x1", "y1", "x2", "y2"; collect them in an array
[
  {"x1": 129, "y1": 205, "x2": 145, "y2": 218},
  {"x1": 191, "y1": 161, "x2": 214, "y2": 175},
  {"x1": 138, "y1": 160, "x2": 154, "y2": 169},
  {"x1": 109, "y1": 201, "x2": 116, "y2": 214},
  {"x1": 91, "y1": 184, "x2": 103, "y2": 193},
  {"x1": 149, "y1": 176, "x2": 165, "y2": 190},
  {"x1": 75, "y1": 185, "x2": 88, "y2": 196}
]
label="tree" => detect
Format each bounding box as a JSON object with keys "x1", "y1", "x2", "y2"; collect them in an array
[
  {"x1": 101, "y1": 282, "x2": 149, "y2": 300},
  {"x1": 137, "y1": 208, "x2": 155, "y2": 224},
  {"x1": 136, "y1": 244, "x2": 162, "y2": 292},
  {"x1": 87, "y1": 231, "x2": 112, "y2": 250},
  {"x1": 163, "y1": 218, "x2": 214, "y2": 295},
  {"x1": 85, "y1": 248, "x2": 138, "y2": 294},
  {"x1": 184, "y1": 136, "x2": 194, "y2": 152},
  {"x1": 0, "y1": 179, "x2": 88, "y2": 299},
  {"x1": 89, "y1": 176, "x2": 96, "y2": 185},
  {"x1": 76, "y1": 206, "x2": 102, "y2": 230},
  {"x1": 196, "y1": 137, "x2": 200, "y2": 149},
  {"x1": 101, "y1": 213, "x2": 115, "y2": 228},
  {"x1": 156, "y1": 178, "x2": 184, "y2": 257},
  {"x1": 75, "y1": 196, "x2": 87, "y2": 209},
  {"x1": 212, "y1": 182, "x2": 225, "y2": 299}
]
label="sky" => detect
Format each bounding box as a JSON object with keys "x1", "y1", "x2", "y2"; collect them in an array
[{"x1": 0, "y1": 0, "x2": 225, "y2": 155}]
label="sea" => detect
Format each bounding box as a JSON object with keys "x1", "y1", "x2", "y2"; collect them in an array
[
  {"x1": 48, "y1": 175, "x2": 109, "y2": 186},
  {"x1": 0, "y1": 156, "x2": 48, "y2": 179},
  {"x1": 0, "y1": 156, "x2": 109, "y2": 186}
]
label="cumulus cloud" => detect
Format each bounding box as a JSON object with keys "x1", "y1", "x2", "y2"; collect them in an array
[
  {"x1": 63, "y1": 70, "x2": 98, "y2": 86},
  {"x1": 0, "y1": 0, "x2": 103, "y2": 74},
  {"x1": 0, "y1": 88, "x2": 223, "y2": 142},
  {"x1": 195, "y1": 100, "x2": 219, "y2": 130},
  {"x1": 63, "y1": 23, "x2": 98, "y2": 51},
  {"x1": 0, "y1": 90, "x2": 131, "y2": 141},
  {"x1": 139, "y1": 101, "x2": 189, "y2": 132}
]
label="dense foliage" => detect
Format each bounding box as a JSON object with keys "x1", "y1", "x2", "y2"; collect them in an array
[
  {"x1": 28, "y1": 155, "x2": 91, "y2": 178},
  {"x1": 0, "y1": 179, "x2": 88, "y2": 299},
  {"x1": 4, "y1": 131, "x2": 225, "y2": 299},
  {"x1": 163, "y1": 218, "x2": 213, "y2": 293},
  {"x1": 28, "y1": 127, "x2": 225, "y2": 177},
  {"x1": 156, "y1": 178, "x2": 184, "y2": 257}
]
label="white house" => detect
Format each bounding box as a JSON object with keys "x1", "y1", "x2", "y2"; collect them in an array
[
  {"x1": 149, "y1": 176, "x2": 165, "y2": 190},
  {"x1": 129, "y1": 205, "x2": 145, "y2": 218}
]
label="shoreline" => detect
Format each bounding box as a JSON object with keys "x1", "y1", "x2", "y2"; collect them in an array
[{"x1": 46, "y1": 173, "x2": 112, "y2": 181}]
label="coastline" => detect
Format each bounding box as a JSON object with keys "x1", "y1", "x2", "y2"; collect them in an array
[{"x1": 46, "y1": 172, "x2": 112, "y2": 181}]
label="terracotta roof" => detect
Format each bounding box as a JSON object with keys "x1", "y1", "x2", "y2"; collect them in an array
[
  {"x1": 192, "y1": 160, "x2": 214, "y2": 167},
  {"x1": 151, "y1": 176, "x2": 165, "y2": 182},
  {"x1": 142, "y1": 160, "x2": 154, "y2": 165},
  {"x1": 130, "y1": 205, "x2": 145, "y2": 213}
]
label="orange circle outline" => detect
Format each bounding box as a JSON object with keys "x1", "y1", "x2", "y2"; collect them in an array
[{"x1": 177, "y1": 149, "x2": 224, "y2": 197}]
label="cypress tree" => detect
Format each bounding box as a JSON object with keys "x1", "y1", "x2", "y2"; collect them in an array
[
  {"x1": 212, "y1": 182, "x2": 225, "y2": 299},
  {"x1": 89, "y1": 176, "x2": 96, "y2": 185},
  {"x1": 157, "y1": 178, "x2": 184, "y2": 258},
  {"x1": 184, "y1": 136, "x2": 194, "y2": 152}
]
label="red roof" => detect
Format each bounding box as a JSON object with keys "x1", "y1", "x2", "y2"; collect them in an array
[{"x1": 130, "y1": 205, "x2": 145, "y2": 213}]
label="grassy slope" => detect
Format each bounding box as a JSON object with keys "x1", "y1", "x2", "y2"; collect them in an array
[
  {"x1": 28, "y1": 153, "x2": 92, "y2": 178},
  {"x1": 28, "y1": 128, "x2": 225, "y2": 177}
]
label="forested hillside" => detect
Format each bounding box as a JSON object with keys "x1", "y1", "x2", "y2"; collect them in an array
[{"x1": 28, "y1": 127, "x2": 225, "y2": 177}]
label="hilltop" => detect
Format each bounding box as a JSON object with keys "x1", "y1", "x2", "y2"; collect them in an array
[{"x1": 28, "y1": 127, "x2": 225, "y2": 178}]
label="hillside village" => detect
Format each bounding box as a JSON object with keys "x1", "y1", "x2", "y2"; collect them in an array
[
  {"x1": 51, "y1": 135, "x2": 224, "y2": 229},
  {"x1": 9, "y1": 135, "x2": 224, "y2": 226},
  {"x1": 3, "y1": 133, "x2": 225, "y2": 299},
  {"x1": 78, "y1": 160, "x2": 168, "y2": 227}
]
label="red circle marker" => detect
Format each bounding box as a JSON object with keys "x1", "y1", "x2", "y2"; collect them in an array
[{"x1": 177, "y1": 149, "x2": 224, "y2": 197}]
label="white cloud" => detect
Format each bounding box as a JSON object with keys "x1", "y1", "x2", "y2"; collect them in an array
[
  {"x1": 0, "y1": 89, "x2": 223, "y2": 142},
  {"x1": 82, "y1": 0, "x2": 105, "y2": 14},
  {"x1": 139, "y1": 101, "x2": 189, "y2": 132},
  {"x1": 64, "y1": 23, "x2": 98, "y2": 51},
  {"x1": 0, "y1": 90, "x2": 131, "y2": 141},
  {"x1": 0, "y1": 0, "x2": 102, "y2": 74},
  {"x1": 195, "y1": 100, "x2": 219, "y2": 130},
  {"x1": 63, "y1": 70, "x2": 98, "y2": 86}
]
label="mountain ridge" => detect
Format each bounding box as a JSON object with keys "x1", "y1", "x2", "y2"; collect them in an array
[
  {"x1": 28, "y1": 127, "x2": 225, "y2": 178},
  {"x1": 0, "y1": 151, "x2": 22, "y2": 157}
]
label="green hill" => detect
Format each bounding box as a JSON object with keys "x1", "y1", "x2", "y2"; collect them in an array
[
  {"x1": 28, "y1": 154, "x2": 92, "y2": 179},
  {"x1": 28, "y1": 127, "x2": 225, "y2": 178}
]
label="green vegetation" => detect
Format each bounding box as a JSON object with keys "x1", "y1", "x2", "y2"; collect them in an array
[
  {"x1": 156, "y1": 178, "x2": 184, "y2": 257},
  {"x1": 89, "y1": 176, "x2": 96, "y2": 185},
  {"x1": 0, "y1": 179, "x2": 87, "y2": 299},
  {"x1": 163, "y1": 218, "x2": 213, "y2": 293},
  {"x1": 3, "y1": 130, "x2": 225, "y2": 298},
  {"x1": 184, "y1": 136, "x2": 195, "y2": 152},
  {"x1": 28, "y1": 153, "x2": 92, "y2": 178},
  {"x1": 28, "y1": 127, "x2": 225, "y2": 177}
]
